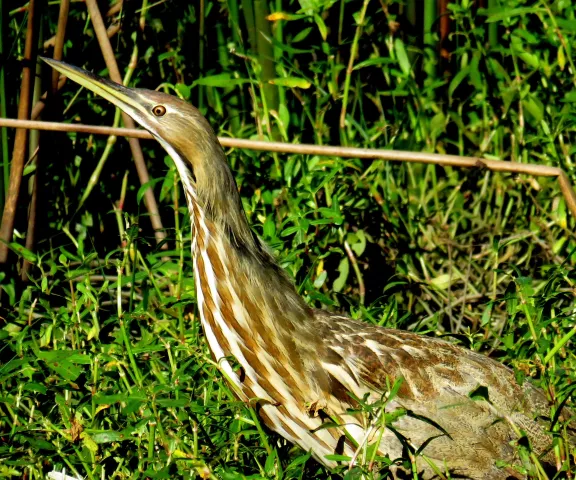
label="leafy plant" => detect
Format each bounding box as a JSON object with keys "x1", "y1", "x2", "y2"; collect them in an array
[{"x1": 1, "y1": 0, "x2": 575, "y2": 478}]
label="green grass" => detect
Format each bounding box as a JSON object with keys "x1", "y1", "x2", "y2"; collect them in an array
[{"x1": 1, "y1": 0, "x2": 576, "y2": 478}]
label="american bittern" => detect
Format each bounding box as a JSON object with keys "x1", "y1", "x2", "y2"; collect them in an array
[{"x1": 43, "y1": 58, "x2": 572, "y2": 479}]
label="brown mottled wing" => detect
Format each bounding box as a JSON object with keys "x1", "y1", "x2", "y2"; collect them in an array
[{"x1": 315, "y1": 310, "x2": 553, "y2": 478}]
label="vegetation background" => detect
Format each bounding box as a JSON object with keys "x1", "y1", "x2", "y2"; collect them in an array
[{"x1": 1, "y1": 0, "x2": 575, "y2": 478}]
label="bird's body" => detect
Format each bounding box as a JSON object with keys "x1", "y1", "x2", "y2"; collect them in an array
[
  {"x1": 187, "y1": 164, "x2": 554, "y2": 478},
  {"x1": 43, "y1": 58, "x2": 572, "y2": 479}
]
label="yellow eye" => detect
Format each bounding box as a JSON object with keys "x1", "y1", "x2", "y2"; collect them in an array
[{"x1": 152, "y1": 105, "x2": 166, "y2": 116}]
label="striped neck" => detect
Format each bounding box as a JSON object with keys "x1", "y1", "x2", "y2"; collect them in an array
[
  {"x1": 184, "y1": 177, "x2": 325, "y2": 402},
  {"x1": 160, "y1": 132, "x2": 320, "y2": 378},
  {"x1": 158, "y1": 125, "x2": 346, "y2": 458}
]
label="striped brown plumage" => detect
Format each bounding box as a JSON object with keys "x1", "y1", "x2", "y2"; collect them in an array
[{"x1": 44, "y1": 58, "x2": 573, "y2": 480}]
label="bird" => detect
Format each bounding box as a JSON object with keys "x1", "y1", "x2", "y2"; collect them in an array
[{"x1": 42, "y1": 57, "x2": 572, "y2": 479}]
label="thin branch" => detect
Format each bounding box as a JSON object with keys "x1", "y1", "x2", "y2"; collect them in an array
[
  {"x1": 1, "y1": 118, "x2": 576, "y2": 222},
  {"x1": 0, "y1": 0, "x2": 38, "y2": 263},
  {"x1": 85, "y1": 0, "x2": 166, "y2": 247}
]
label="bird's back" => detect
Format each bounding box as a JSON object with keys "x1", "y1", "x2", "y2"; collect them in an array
[{"x1": 298, "y1": 311, "x2": 570, "y2": 479}]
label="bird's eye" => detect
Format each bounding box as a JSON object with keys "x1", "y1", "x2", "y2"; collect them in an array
[{"x1": 152, "y1": 105, "x2": 166, "y2": 117}]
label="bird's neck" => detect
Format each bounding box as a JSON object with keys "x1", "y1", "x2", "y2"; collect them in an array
[{"x1": 167, "y1": 134, "x2": 316, "y2": 337}]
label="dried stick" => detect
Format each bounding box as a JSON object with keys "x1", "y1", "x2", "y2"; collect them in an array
[
  {"x1": 85, "y1": 0, "x2": 166, "y2": 247},
  {"x1": 23, "y1": 0, "x2": 71, "y2": 280},
  {"x1": 0, "y1": 0, "x2": 38, "y2": 263},
  {"x1": 1, "y1": 118, "x2": 576, "y2": 223}
]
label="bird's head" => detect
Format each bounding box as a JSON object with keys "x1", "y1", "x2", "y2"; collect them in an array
[
  {"x1": 42, "y1": 58, "x2": 227, "y2": 189},
  {"x1": 42, "y1": 57, "x2": 244, "y2": 227}
]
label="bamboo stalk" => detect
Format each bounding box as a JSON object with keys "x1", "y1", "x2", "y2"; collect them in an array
[
  {"x1": 0, "y1": 0, "x2": 38, "y2": 263},
  {"x1": 84, "y1": 0, "x2": 166, "y2": 247},
  {"x1": 0, "y1": 0, "x2": 9, "y2": 207},
  {"x1": 2, "y1": 117, "x2": 576, "y2": 222},
  {"x1": 22, "y1": 27, "x2": 43, "y2": 281},
  {"x1": 22, "y1": 0, "x2": 70, "y2": 280}
]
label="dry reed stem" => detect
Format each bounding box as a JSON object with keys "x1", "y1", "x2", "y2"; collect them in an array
[
  {"x1": 85, "y1": 0, "x2": 166, "y2": 247},
  {"x1": 22, "y1": 0, "x2": 71, "y2": 280},
  {"x1": 1, "y1": 118, "x2": 575, "y2": 223},
  {"x1": 0, "y1": 0, "x2": 38, "y2": 263}
]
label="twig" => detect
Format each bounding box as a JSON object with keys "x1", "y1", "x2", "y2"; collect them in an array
[
  {"x1": 0, "y1": 0, "x2": 38, "y2": 263},
  {"x1": 84, "y1": 0, "x2": 166, "y2": 247},
  {"x1": 1, "y1": 118, "x2": 576, "y2": 222}
]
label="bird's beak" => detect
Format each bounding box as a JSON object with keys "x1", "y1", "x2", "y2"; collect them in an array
[{"x1": 40, "y1": 57, "x2": 146, "y2": 119}]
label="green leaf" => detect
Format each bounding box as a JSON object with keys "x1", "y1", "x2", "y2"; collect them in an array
[
  {"x1": 155, "y1": 398, "x2": 189, "y2": 408},
  {"x1": 192, "y1": 73, "x2": 252, "y2": 88},
  {"x1": 278, "y1": 103, "x2": 290, "y2": 130},
  {"x1": 479, "y1": 7, "x2": 545, "y2": 22},
  {"x1": 448, "y1": 66, "x2": 470, "y2": 98},
  {"x1": 324, "y1": 454, "x2": 352, "y2": 462},
  {"x1": 333, "y1": 257, "x2": 349, "y2": 292},
  {"x1": 317, "y1": 207, "x2": 343, "y2": 224},
  {"x1": 313, "y1": 14, "x2": 327, "y2": 41},
  {"x1": 556, "y1": 18, "x2": 576, "y2": 32},
  {"x1": 91, "y1": 430, "x2": 132, "y2": 443},
  {"x1": 94, "y1": 393, "x2": 145, "y2": 404},
  {"x1": 522, "y1": 94, "x2": 543, "y2": 124},
  {"x1": 82, "y1": 433, "x2": 99, "y2": 453},
  {"x1": 430, "y1": 274, "x2": 451, "y2": 290},
  {"x1": 46, "y1": 360, "x2": 82, "y2": 381},
  {"x1": 511, "y1": 34, "x2": 539, "y2": 69},
  {"x1": 281, "y1": 225, "x2": 301, "y2": 237},
  {"x1": 22, "y1": 382, "x2": 47, "y2": 394},
  {"x1": 563, "y1": 90, "x2": 576, "y2": 102},
  {"x1": 347, "y1": 230, "x2": 366, "y2": 256},
  {"x1": 263, "y1": 217, "x2": 276, "y2": 238},
  {"x1": 353, "y1": 57, "x2": 394, "y2": 70},
  {"x1": 298, "y1": 0, "x2": 337, "y2": 15},
  {"x1": 9, "y1": 243, "x2": 37, "y2": 263},
  {"x1": 291, "y1": 27, "x2": 313, "y2": 43},
  {"x1": 175, "y1": 83, "x2": 191, "y2": 99},
  {"x1": 313, "y1": 270, "x2": 327, "y2": 288},
  {"x1": 394, "y1": 38, "x2": 411, "y2": 76},
  {"x1": 269, "y1": 77, "x2": 311, "y2": 89}
]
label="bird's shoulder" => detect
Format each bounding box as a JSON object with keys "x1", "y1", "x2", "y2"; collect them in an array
[{"x1": 312, "y1": 309, "x2": 547, "y2": 415}]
